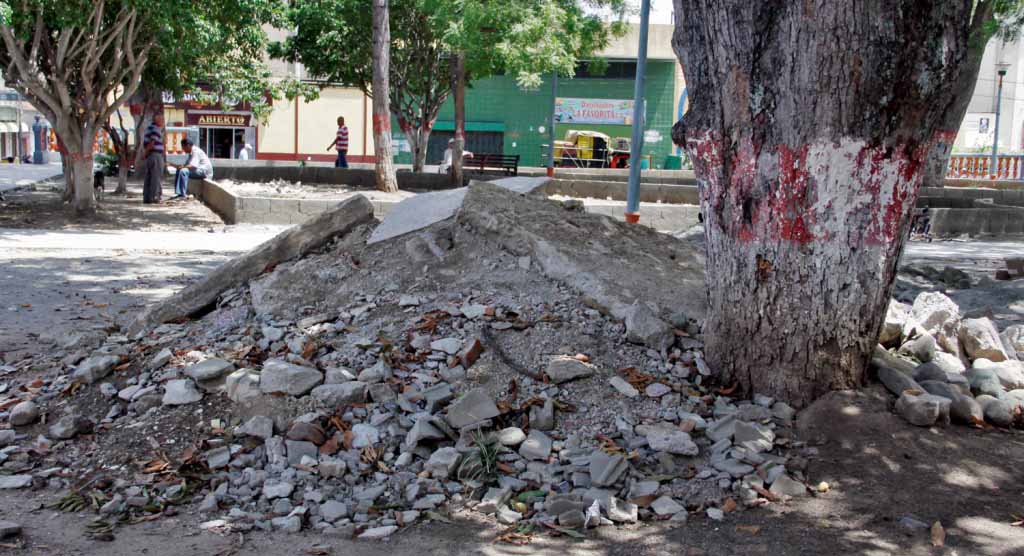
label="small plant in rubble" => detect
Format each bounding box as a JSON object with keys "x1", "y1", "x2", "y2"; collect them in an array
[{"x1": 456, "y1": 433, "x2": 500, "y2": 485}]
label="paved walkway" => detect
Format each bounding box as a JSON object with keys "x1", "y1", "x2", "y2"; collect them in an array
[
  {"x1": 0, "y1": 162, "x2": 62, "y2": 193},
  {"x1": 0, "y1": 224, "x2": 284, "y2": 253}
]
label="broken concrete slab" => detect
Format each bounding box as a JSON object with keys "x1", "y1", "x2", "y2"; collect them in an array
[
  {"x1": 129, "y1": 195, "x2": 374, "y2": 334},
  {"x1": 367, "y1": 177, "x2": 552, "y2": 245},
  {"x1": 445, "y1": 388, "x2": 500, "y2": 429}
]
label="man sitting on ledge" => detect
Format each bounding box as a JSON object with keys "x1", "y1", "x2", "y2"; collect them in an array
[{"x1": 172, "y1": 138, "x2": 213, "y2": 199}]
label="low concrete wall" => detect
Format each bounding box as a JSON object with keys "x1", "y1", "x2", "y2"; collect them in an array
[
  {"x1": 919, "y1": 185, "x2": 1024, "y2": 207},
  {"x1": 210, "y1": 165, "x2": 457, "y2": 191},
  {"x1": 543, "y1": 179, "x2": 699, "y2": 204},
  {"x1": 930, "y1": 206, "x2": 1024, "y2": 236}
]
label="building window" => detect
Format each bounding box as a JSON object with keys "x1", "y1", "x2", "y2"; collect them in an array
[{"x1": 574, "y1": 61, "x2": 638, "y2": 79}]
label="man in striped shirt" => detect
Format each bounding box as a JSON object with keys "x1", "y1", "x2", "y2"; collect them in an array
[
  {"x1": 326, "y1": 116, "x2": 349, "y2": 168},
  {"x1": 142, "y1": 112, "x2": 165, "y2": 203}
]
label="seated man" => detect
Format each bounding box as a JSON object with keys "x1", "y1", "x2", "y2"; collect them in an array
[
  {"x1": 439, "y1": 138, "x2": 473, "y2": 174},
  {"x1": 172, "y1": 138, "x2": 213, "y2": 199}
]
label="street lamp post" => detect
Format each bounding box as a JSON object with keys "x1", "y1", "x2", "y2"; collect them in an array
[{"x1": 991, "y1": 62, "x2": 1010, "y2": 178}]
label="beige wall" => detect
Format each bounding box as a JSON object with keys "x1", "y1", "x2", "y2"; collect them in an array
[
  {"x1": 257, "y1": 98, "x2": 296, "y2": 154},
  {"x1": 598, "y1": 23, "x2": 676, "y2": 61},
  {"x1": 296, "y1": 88, "x2": 370, "y2": 156}
]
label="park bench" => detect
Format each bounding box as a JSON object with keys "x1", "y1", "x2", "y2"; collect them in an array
[{"x1": 466, "y1": 153, "x2": 520, "y2": 176}]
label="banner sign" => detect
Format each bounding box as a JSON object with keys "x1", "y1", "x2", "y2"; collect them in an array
[
  {"x1": 554, "y1": 97, "x2": 638, "y2": 125},
  {"x1": 186, "y1": 112, "x2": 252, "y2": 127}
]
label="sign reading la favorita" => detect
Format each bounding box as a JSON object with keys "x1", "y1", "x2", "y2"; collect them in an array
[
  {"x1": 186, "y1": 113, "x2": 251, "y2": 127},
  {"x1": 554, "y1": 98, "x2": 638, "y2": 125}
]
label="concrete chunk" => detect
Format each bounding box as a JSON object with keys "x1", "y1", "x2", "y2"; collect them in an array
[
  {"x1": 259, "y1": 359, "x2": 323, "y2": 396},
  {"x1": 445, "y1": 388, "x2": 500, "y2": 429}
]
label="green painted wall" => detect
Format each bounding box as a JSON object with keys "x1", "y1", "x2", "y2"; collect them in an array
[{"x1": 392, "y1": 60, "x2": 679, "y2": 168}]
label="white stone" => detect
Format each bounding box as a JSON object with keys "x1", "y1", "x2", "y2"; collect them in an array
[
  {"x1": 609, "y1": 376, "x2": 639, "y2": 398},
  {"x1": 162, "y1": 379, "x2": 202, "y2": 405}
]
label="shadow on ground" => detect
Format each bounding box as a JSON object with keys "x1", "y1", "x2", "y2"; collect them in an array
[{"x1": 1, "y1": 386, "x2": 1021, "y2": 556}]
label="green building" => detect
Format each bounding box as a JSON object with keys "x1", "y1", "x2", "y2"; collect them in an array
[{"x1": 393, "y1": 24, "x2": 685, "y2": 170}]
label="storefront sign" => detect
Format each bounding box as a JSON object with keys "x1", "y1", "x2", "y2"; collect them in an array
[
  {"x1": 554, "y1": 97, "x2": 638, "y2": 125},
  {"x1": 187, "y1": 113, "x2": 251, "y2": 127}
]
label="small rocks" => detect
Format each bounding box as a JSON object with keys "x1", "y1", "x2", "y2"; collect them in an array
[
  {"x1": 162, "y1": 379, "x2": 203, "y2": 405},
  {"x1": 607, "y1": 497, "x2": 638, "y2": 523},
  {"x1": 184, "y1": 358, "x2": 235, "y2": 382},
  {"x1": 545, "y1": 357, "x2": 596, "y2": 384},
  {"x1": 48, "y1": 414, "x2": 93, "y2": 440},
  {"x1": 518, "y1": 429, "x2": 552, "y2": 461},
  {"x1": 405, "y1": 417, "x2": 445, "y2": 448},
  {"x1": 237, "y1": 415, "x2": 275, "y2": 439},
  {"x1": 608, "y1": 376, "x2": 639, "y2": 398},
  {"x1": 732, "y1": 420, "x2": 775, "y2": 453},
  {"x1": 8, "y1": 400, "x2": 39, "y2": 426},
  {"x1": 949, "y1": 395, "x2": 984, "y2": 425},
  {"x1": 0, "y1": 475, "x2": 32, "y2": 489},
  {"x1": 445, "y1": 388, "x2": 500, "y2": 429},
  {"x1": 895, "y1": 390, "x2": 950, "y2": 427},
  {"x1": 637, "y1": 423, "x2": 699, "y2": 456},
  {"x1": 589, "y1": 451, "x2": 628, "y2": 487},
  {"x1": 769, "y1": 475, "x2": 807, "y2": 497},
  {"x1": 225, "y1": 369, "x2": 261, "y2": 404},
  {"x1": 977, "y1": 396, "x2": 1014, "y2": 427},
  {"x1": 876, "y1": 365, "x2": 921, "y2": 397},
  {"x1": 497, "y1": 427, "x2": 526, "y2": 446},
  {"x1": 959, "y1": 318, "x2": 1008, "y2": 362},
  {"x1": 623, "y1": 302, "x2": 675, "y2": 351},
  {"x1": 72, "y1": 354, "x2": 121, "y2": 384},
  {"x1": 650, "y1": 496, "x2": 684, "y2": 517},
  {"x1": 259, "y1": 360, "x2": 323, "y2": 396},
  {"x1": 644, "y1": 382, "x2": 672, "y2": 398},
  {"x1": 430, "y1": 338, "x2": 462, "y2": 355},
  {"x1": 311, "y1": 382, "x2": 367, "y2": 407},
  {"x1": 321, "y1": 501, "x2": 350, "y2": 522},
  {"x1": 425, "y1": 447, "x2": 461, "y2": 478},
  {"x1": 262, "y1": 481, "x2": 295, "y2": 499}
]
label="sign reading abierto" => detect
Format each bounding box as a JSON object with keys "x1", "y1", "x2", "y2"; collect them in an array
[
  {"x1": 186, "y1": 113, "x2": 251, "y2": 127},
  {"x1": 554, "y1": 98, "x2": 637, "y2": 125}
]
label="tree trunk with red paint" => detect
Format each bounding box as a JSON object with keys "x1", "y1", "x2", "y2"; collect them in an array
[
  {"x1": 372, "y1": 0, "x2": 399, "y2": 193},
  {"x1": 402, "y1": 124, "x2": 431, "y2": 173},
  {"x1": 450, "y1": 54, "x2": 466, "y2": 187},
  {"x1": 671, "y1": 0, "x2": 975, "y2": 407}
]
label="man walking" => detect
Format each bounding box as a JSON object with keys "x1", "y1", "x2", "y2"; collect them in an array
[
  {"x1": 171, "y1": 138, "x2": 213, "y2": 199},
  {"x1": 326, "y1": 116, "x2": 349, "y2": 168},
  {"x1": 142, "y1": 113, "x2": 165, "y2": 204}
]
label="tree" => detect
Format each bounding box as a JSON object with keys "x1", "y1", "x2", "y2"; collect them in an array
[
  {"x1": 273, "y1": 0, "x2": 450, "y2": 173},
  {"x1": 275, "y1": 0, "x2": 625, "y2": 176},
  {"x1": 921, "y1": 1, "x2": 1024, "y2": 188},
  {"x1": 372, "y1": 0, "x2": 399, "y2": 192},
  {"x1": 671, "y1": 0, "x2": 977, "y2": 407},
  {"x1": 121, "y1": 0, "x2": 291, "y2": 195},
  {"x1": 0, "y1": 0, "x2": 156, "y2": 213},
  {"x1": 434, "y1": 0, "x2": 626, "y2": 185}
]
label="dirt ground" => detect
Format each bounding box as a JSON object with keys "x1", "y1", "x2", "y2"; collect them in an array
[
  {"x1": 1, "y1": 183, "x2": 1023, "y2": 555},
  {"x1": 2, "y1": 385, "x2": 1021, "y2": 556}
]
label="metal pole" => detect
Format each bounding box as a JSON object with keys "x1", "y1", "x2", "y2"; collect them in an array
[
  {"x1": 547, "y1": 72, "x2": 558, "y2": 177},
  {"x1": 991, "y1": 68, "x2": 1007, "y2": 178},
  {"x1": 625, "y1": 0, "x2": 651, "y2": 223},
  {"x1": 15, "y1": 91, "x2": 22, "y2": 163}
]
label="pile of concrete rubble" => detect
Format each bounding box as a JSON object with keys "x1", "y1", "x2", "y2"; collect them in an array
[
  {"x1": 0, "y1": 180, "x2": 817, "y2": 540},
  {"x1": 874, "y1": 290, "x2": 1024, "y2": 428}
]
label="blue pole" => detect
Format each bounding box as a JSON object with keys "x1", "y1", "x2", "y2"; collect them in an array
[
  {"x1": 625, "y1": 0, "x2": 651, "y2": 223},
  {"x1": 991, "y1": 68, "x2": 1006, "y2": 177},
  {"x1": 548, "y1": 72, "x2": 558, "y2": 177}
]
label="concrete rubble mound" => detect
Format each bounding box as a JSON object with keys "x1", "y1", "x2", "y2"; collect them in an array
[
  {"x1": 874, "y1": 292, "x2": 1024, "y2": 429},
  {"x1": 1, "y1": 179, "x2": 812, "y2": 541}
]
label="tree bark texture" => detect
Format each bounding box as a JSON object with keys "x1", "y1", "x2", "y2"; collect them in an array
[
  {"x1": 671, "y1": 0, "x2": 974, "y2": 407},
  {"x1": 921, "y1": 1, "x2": 995, "y2": 188},
  {"x1": 450, "y1": 54, "x2": 466, "y2": 187},
  {"x1": 402, "y1": 125, "x2": 432, "y2": 173},
  {"x1": 371, "y1": 0, "x2": 399, "y2": 193}
]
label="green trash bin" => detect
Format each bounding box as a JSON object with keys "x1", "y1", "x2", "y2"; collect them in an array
[{"x1": 664, "y1": 155, "x2": 683, "y2": 170}]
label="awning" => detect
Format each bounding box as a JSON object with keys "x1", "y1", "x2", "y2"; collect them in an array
[
  {"x1": 432, "y1": 121, "x2": 506, "y2": 133},
  {"x1": 0, "y1": 122, "x2": 13, "y2": 133}
]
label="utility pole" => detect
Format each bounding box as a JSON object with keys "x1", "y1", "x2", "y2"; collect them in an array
[
  {"x1": 625, "y1": 0, "x2": 651, "y2": 224},
  {"x1": 991, "y1": 62, "x2": 1010, "y2": 178},
  {"x1": 15, "y1": 90, "x2": 22, "y2": 163},
  {"x1": 547, "y1": 72, "x2": 558, "y2": 177}
]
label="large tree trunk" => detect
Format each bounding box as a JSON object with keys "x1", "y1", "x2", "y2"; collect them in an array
[
  {"x1": 672, "y1": 0, "x2": 974, "y2": 407},
  {"x1": 63, "y1": 132, "x2": 97, "y2": 214},
  {"x1": 921, "y1": 2, "x2": 996, "y2": 188},
  {"x1": 371, "y1": 0, "x2": 399, "y2": 193},
  {"x1": 450, "y1": 54, "x2": 466, "y2": 187}
]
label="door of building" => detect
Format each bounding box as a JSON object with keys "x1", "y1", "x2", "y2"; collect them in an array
[{"x1": 200, "y1": 127, "x2": 251, "y2": 159}]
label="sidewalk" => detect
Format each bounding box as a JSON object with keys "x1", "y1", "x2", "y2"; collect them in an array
[
  {"x1": 0, "y1": 162, "x2": 62, "y2": 193},
  {"x1": 0, "y1": 225, "x2": 284, "y2": 253}
]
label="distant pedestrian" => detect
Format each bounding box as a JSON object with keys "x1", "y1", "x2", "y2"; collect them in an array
[
  {"x1": 142, "y1": 113, "x2": 165, "y2": 204},
  {"x1": 171, "y1": 138, "x2": 212, "y2": 199},
  {"x1": 238, "y1": 143, "x2": 253, "y2": 160},
  {"x1": 326, "y1": 116, "x2": 349, "y2": 168}
]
